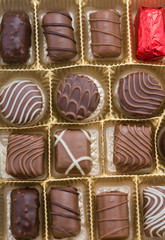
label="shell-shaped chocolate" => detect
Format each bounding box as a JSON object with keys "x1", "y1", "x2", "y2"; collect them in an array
[
  {"x1": 57, "y1": 74, "x2": 100, "y2": 120},
  {"x1": 0, "y1": 80, "x2": 43, "y2": 125},
  {"x1": 117, "y1": 72, "x2": 165, "y2": 117}
]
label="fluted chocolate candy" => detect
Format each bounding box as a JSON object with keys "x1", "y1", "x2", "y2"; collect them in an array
[
  {"x1": 1, "y1": 12, "x2": 31, "y2": 64},
  {"x1": 6, "y1": 134, "x2": 45, "y2": 179},
  {"x1": 49, "y1": 186, "x2": 81, "y2": 238},
  {"x1": 54, "y1": 130, "x2": 92, "y2": 175},
  {"x1": 42, "y1": 11, "x2": 77, "y2": 61},
  {"x1": 117, "y1": 72, "x2": 165, "y2": 117},
  {"x1": 158, "y1": 129, "x2": 165, "y2": 159},
  {"x1": 89, "y1": 9, "x2": 122, "y2": 58},
  {"x1": 97, "y1": 191, "x2": 129, "y2": 239},
  {"x1": 57, "y1": 74, "x2": 100, "y2": 120},
  {"x1": 143, "y1": 186, "x2": 165, "y2": 237},
  {"x1": 0, "y1": 80, "x2": 43, "y2": 125},
  {"x1": 11, "y1": 188, "x2": 40, "y2": 239},
  {"x1": 114, "y1": 124, "x2": 152, "y2": 174}
]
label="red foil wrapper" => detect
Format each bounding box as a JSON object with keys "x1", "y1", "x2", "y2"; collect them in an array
[{"x1": 134, "y1": 6, "x2": 165, "y2": 61}]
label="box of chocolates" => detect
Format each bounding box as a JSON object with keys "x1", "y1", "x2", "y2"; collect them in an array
[{"x1": 0, "y1": 0, "x2": 165, "y2": 240}]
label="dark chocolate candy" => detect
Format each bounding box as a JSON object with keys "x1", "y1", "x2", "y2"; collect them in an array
[
  {"x1": 97, "y1": 191, "x2": 129, "y2": 239},
  {"x1": 49, "y1": 186, "x2": 81, "y2": 239},
  {"x1": 89, "y1": 9, "x2": 121, "y2": 58},
  {"x1": 0, "y1": 12, "x2": 31, "y2": 64},
  {"x1": 158, "y1": 129, "x2": 165, "y2": 159},
  {"x1": 57, "y1": 73, "x2": 100, "y2": 120},
  {"x1": 113, "y1": 124, "x2": 152, "y2": 174},
  {"x1": 6, "y1": 134, "x2": 45, "y2": 179},
  {"x1": 11, "y1": 188, "x2": 40, "y2": 239},
  {"x1": 143, "y1": 186, "x2": 165, "y2": 237},
  {"x1": 54, "y1": 130, "x2": 92, "y2": 175},
  {"x1": 42, "y1": 11, "x2": 77, "y2": 61},
  {"x1": 117, "y1": 72, "x2": 165, "y2": 118},
  {"x1": 0, "y1": 80, "x2": 43, "y2": 125}
]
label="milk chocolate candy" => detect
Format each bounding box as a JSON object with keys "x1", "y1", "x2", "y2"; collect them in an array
[
  {"x1": 97, "y1": 191, "x2": 129, "y2": 239},
  {"x1": 49, "y1": 186, "x2": 81, "y2": 238},
  {"x1": 1, "y1": 12, "x2": 31, "y2": 64},
  {"x1": 11, "y1": 188, "x2": 40, "y2": 239},
  {"x1": 42, "y1": 11, "x2": 77, "y2": 61},
  {"x1": 143, "y1": 186, "x2": 165, "y2": 237},
  {"x1": 6, "y1": 134, "x2": 45, "y2": 179},
  {"x1": 114, "y1": 124, "x2": 152, "y2": 174},
  {"x1": 54, "y1": 130, "x2": 92, "y2": 175},
  {"x1": 89, "y1": 9, "x2": 122, "y2": 58}
]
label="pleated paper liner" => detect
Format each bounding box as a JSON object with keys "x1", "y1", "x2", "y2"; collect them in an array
[
  {"x1": 37, "y1": 0, "x2": 82, "y2": 69},
  {"x1": 90, "y1": 176, "x2": 138, "y2": 240},
  {"x1": 104, "y1": 118, "x2": 158, "y2": 176},
  {"x1": 0, "y1": 70, "x2": 51, "y2": 127},
  {"x1": 81, "y1": 0, "x2": 130, "y2": 66},
  {"x1": 51, "y1": 65, "x2": 110, "y2": 124},
  {"x1": 45, "y1": 178, "x2": 91, "y2": 240},
  {"x1": 0, "y1": 181, "x2": 45, "y2": 240},
  {"x1": 137, "y1": 174, "x2": 165, "y2": 240},
  {"x1": 0, "y1": 125, "x2": 49, "y2": 181},
  {"x1": 50, "y1": 122, "x2": 102, "y2": 179},
  {"x1": 129, "y1": 0, "x2": 165, "y2": 66},
  {"x1": 0, "y1": 0, "x2": 37, "y2": 70},
  {"x1": 111, "y1": 64, "x2": 165, "y2": 120}
]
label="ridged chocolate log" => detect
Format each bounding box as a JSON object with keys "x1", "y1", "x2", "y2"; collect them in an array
[
  {"x1": 42, "y1": 11, "x2": 77, "y2": 61},
  {"x1": 89, "y1": 9, "x2": 122, "y2": 58}
]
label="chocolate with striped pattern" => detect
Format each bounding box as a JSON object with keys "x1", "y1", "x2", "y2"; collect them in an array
[
  {"x1": 117, "y1": 72, "x2": 165, "y2": 117},
  {"x1": 6, "y1": 134, "x2": 45, "y2": 179},
  {"x1": 49, "y1": 186, "x2": 81, "y2": 239},
  {"x1": 113, "y1": 124, "x2": 152, "y2": 174}
]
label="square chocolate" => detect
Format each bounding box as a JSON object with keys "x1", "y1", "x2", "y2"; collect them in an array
[
  {"x1": 113, "y1": 124, "x2": 152, "y2": 174},
  {"x1": 54, "y1": 130, "x2": 92, "y2": 175},
  {"x1": 6, "y1": 134, "x2": 45, "y2": 179}
]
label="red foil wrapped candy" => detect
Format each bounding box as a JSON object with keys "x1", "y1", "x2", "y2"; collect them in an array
[{"x1": 134, "y1": 6, "x2": 165, "y2": 61}]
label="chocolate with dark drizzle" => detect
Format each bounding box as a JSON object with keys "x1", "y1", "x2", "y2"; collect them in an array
[{"x1": 42, "y1": 11, "x2": 77, "y2": 61}]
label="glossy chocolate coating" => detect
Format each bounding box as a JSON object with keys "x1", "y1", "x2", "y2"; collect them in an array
[
  {"x1": 11, "y1": 188, "x2": 40, "y2": 239},
  {"x1": 42, "y1": 11, "x2": 77, "y2": 61},
  {"x1": 1, "y1": 12, "x2": 31, "y2": 64},
  {"x1": 6, "y1": 134, "x2": 45, "y2": 179},
  {"x1": 57, "y1": 73, "x2": 100, "y2": 120},
  {"x1": 49, "y1": 186, "x2": 81, "y2": 238},
  {"x1": 113, "y1": 124, "x2": 152, "y2": 174},
  {"x1": 143, "y1": 186, "x2": 165, "y2": 237},
  {"x1": 97, "y1": 191, "x2": 129, "y2": 239},
  {"x1": 117, "y1": 72, "x2": 165, "y2": 117},
  {"x1": 54, "y1": 130, "x2": 92, "y2": 175},
  {"x1": 89, "y1": 9, "x2": 121, "y2": 58},
  {"x1": 158, "y1": 129, "x2": 165, "y2": 159}
]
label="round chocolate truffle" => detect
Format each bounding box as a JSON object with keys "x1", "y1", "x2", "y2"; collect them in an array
[
  {"x1": 56, "y1": 73, "x2": 100, "y2": 120},
  {"x1": 158, "y1": 129, "x2": 165, "y2": 159},
  {"x1": 117, "y1": 72, "x2": 165, "y2": 118},
  {"x1": 0, "y1": 80, "x2": 43, "y2": 125}
]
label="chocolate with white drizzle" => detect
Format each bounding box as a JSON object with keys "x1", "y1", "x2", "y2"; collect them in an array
[
  {"x1": 143, "y1": 186, "x2": 165, "y2": 237},
  {"x1": 89, "y1": 9, "x2": 122, "y2": 58},
  {"x1": 42, "y1": 11, "x2": 77, "y2": 61},
  {"x1": 49, "y1": 186, "x2": 81, "y2": 239},
  {"x1": 97, "y1": 191, "x2": 129, "y2": 239}
]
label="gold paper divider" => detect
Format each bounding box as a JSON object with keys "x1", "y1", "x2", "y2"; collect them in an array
[
  {"x1": 80, "y1": 0, "x2": 130, "y2": 66},
  {"x1": 0, "y1": 125, "x2": 49, "y2": 181},
  {"x1": 129, "y1": 0, "x2": 165, "y2": 66},
  {"x1": 0, "y1": 70, "x2": 51, "y2": 127},
  {"x1": 44, "y1": 178, "x2": 91, "y2": 240},
  {"x1": 110, "y1": 64, "x2": 165, "y2": 120},
  {"x1": 0, "y1": 181, "x2": 45, "y2": 240},
  {"x1": 49, "y1": 121, "x2": 103, "y2": 179},
  {"x1": 0, "y1": 0, "x2": 37, "y2": 70},
  {"x1": 103, "y1": 118, "x2": 159, "y2": 175},
  {"x1": 137, "y1": 174, "x2": 165, "y2": 240},
  {"x1": 51, "y1": 65, "x2": 110, "y2": 123},
  {"x1": 90, "y1": 176, "x2": 138, "y2": 240},
  {"x1": 36, "y1": 0, "x2": 82, "y2": 69}
]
